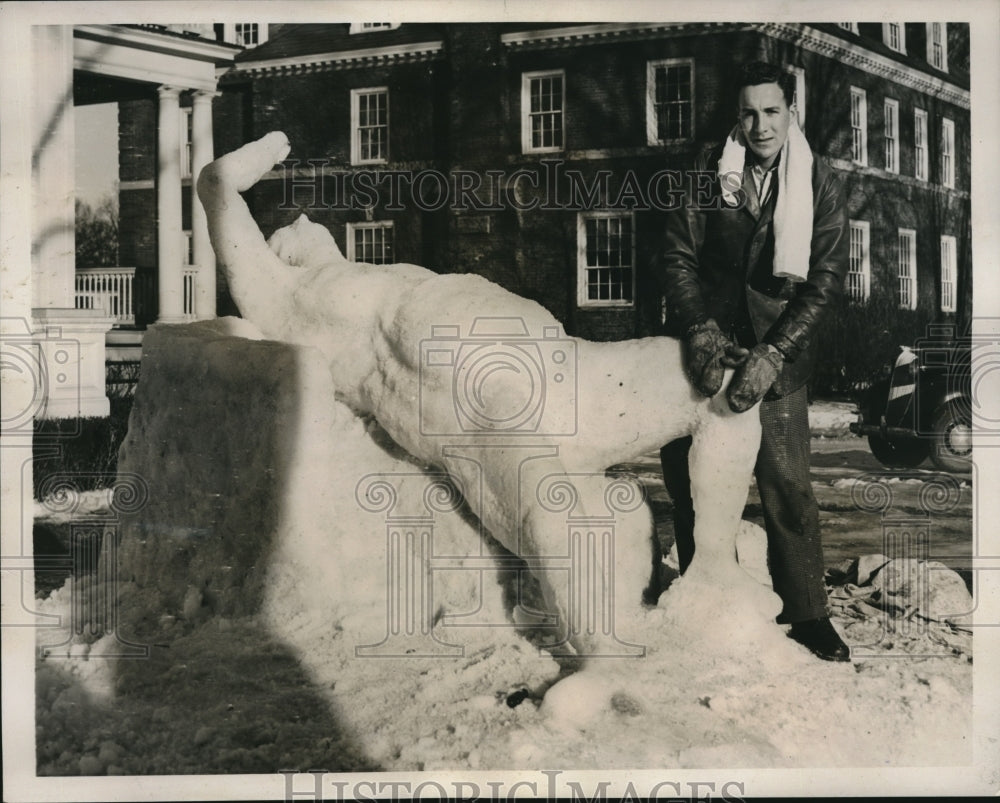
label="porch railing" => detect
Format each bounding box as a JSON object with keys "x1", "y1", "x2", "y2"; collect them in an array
[
  {"x1": 76, "y1": 267, "x2": 137, "y2": 324},
  {"x1": 75, "y1": 267, "x2": 199, "y2": 325},
  {"x1": 183, "y1": 268, "x2": 197, "y2": 321}
]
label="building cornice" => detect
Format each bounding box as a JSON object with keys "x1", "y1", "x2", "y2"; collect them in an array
[
  {"x1": 227, "y1": 40, "x2": 444, "y2": 77},
  {"x1": 500, "y1": 22, "x2": 740, "y2": 49},
  {"x1": 759, "y1": 23, "x2": 969, "y2": 110},
  {"x1": 500, "y1": 21, "x2": 969, "y2": 109}
]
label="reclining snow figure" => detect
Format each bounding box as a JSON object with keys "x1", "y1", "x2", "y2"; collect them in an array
[{"x1": 198, "y1": 132, "x2": 782, "y2": 717}]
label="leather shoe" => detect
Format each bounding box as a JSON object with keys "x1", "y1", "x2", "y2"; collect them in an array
[{"x1": 788, "y1": 617, "x2": 851, "y2": 662}]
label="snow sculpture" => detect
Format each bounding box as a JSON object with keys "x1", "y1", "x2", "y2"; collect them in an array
[{"x1": 197, "y1": 132, "x2": 781, "y2": 721}]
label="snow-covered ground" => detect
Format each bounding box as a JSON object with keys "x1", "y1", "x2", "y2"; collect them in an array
[
  {"x1": 807, "y1": 399, "x2": 857, "y2": 438},
  {"x1": 33, "y1": 496, "x2": 974, "y2": 776}
]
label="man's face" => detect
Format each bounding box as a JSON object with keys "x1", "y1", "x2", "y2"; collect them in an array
[{"x1": 737, "y1": 82, "x2": 793, "y2": 169}]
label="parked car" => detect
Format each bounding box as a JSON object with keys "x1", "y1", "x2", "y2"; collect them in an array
[{"x1": 850, "y1": 338, "x2": 972, "y2": 473}]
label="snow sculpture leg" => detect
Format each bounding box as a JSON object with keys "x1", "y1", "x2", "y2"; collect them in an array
[
  {"x1": 681, "y1": 394, "x2": 785, "y2": 632},
  {"x1": 197, "y1": 133, "x2": 784, "y2": 718}
]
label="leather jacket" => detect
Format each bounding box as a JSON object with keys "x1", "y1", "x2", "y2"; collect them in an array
[{"x1": 658, "y1": 145, "x2": 849, "y2": 397}]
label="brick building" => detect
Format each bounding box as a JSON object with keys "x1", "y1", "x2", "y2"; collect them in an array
[{"x1": 117, "y1": 21, "x2": 971, "y2": 351}]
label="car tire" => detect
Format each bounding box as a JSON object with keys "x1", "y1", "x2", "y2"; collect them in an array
[
  {"x1": 929, "y1": 402, "x2": 972, "y2": 474},
  {"x1": 862, "y1": 379, "x2": 928, "y2": 468},
  {"x1": 867, "y1": 433, "x2": 928, "y2": 468}
]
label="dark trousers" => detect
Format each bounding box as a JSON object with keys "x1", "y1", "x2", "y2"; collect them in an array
[{"x1": 659, "y1": 385, "x2": 828, "y2": 624}]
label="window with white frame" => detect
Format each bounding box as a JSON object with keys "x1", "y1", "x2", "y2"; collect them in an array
[
  {"x1": 179, "y1": 106, "x2": 193, "y2": 179},
  {"x1": 522, "y1": 71, "x2": 564, "y2": 153},
  {"x1": 897, "y1": 228, "x2": 917, "y2": 310},
  {"x1": 940, "y1": 235, "x2": 957, "y2": 312},
  {"x1": 785, "y1": 65, "x2": 806, "y2": 128},
  {"x1": 351, "y1": 88, "x2": 389, "y2": 165},
  {"x1": 235, "y1": 23, "x2": 259, "y2": 46},
  {"x1": 883, "y1": 22, "x2": 906, "y2": 53},
  {"x1": 914, "y1": 108, "x2": 929, "y2": 181},
  {"x1": 884, "y1": 98, "x2": 899, "y2": 173},
  {"x1": 838, "y1": 23, "x2": 859, "y2": 33},
  {"x1": 221, "y1": 23, "x2": 269, "y2": 47},
  {"x1": 347, "y1": 221, "x2": 394, "y2": 264},
  {"x1": 647, "y1": 59, "x2": 694, "y2": 144},
  {"x1": 578, "y1": 213, "x2": 635, "y2": 306},
  {"x1": 941, "y1": 117, "x2": 955, "y2": 188},
  {"x1": 847, "y1": 221, "x2": 871, "y2": 301},
  {"x1": 183, "y1": 230, "x2": 193, "y2": 266},
  {"x1": 850, "y1": 87, "x2": 868, "y2": 166},
  {"x1": 349, "y1": 23, "x2": 399, "y2": 34},
  {"x1": 927, "y1": 23, "x2": 948, "y2": 71}
]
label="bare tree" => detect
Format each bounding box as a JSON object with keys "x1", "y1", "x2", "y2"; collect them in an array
[{"x1": 75, "y1": 192, "x2": 119, "y2": 268}]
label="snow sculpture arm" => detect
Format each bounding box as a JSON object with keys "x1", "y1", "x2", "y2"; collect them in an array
[{"x1": 197, "y1": 132, "x2": 299, "y2": 326}]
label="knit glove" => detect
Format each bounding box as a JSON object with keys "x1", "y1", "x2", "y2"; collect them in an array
[
  {"x1": 684, "y1": 320, "x2": 750, "y2": 397},
  {"x1": 727, "y1": 343, "x2": 785, "y2": 413}
]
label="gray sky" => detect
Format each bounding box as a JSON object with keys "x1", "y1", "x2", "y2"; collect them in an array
[{"x1": 75, "y1": 102, "x2": 118, "y2": 206}]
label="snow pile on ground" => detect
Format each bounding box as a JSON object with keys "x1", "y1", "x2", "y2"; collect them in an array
[
  {"x1": 827, "y1": 553, "x2": 975, "y2": 627},
  {"x1": 35, "y1": 321, "x2": 973, "y2": 773}
]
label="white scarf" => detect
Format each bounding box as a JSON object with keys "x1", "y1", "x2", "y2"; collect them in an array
[{"x1": 717, "y1": 120, "x2": 814, "y2": 282}]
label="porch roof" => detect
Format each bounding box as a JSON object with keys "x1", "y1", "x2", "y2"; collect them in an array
[{"x1": 74, "y1": 24, "x2": 239, "y2": 91}]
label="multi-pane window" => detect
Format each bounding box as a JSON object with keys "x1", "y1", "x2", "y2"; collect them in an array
[
  {"x1": 347, "y1": 222, "x2": 394, "y2": 264},
  {"x1": 647, "y1": 59, "x2": 694, "y2": 144},
  {"x1": 883, "y1": 22, "x2": 906, "y2": 53},
  {"x1": 884, "y1": 99, "x2": 899, "y2": 173},
  {"x1": 223, "y1": 23, "x2": 267, "y2": 47},
  {"x1": 850, "y1": 87, "x2": 868, "y2": 166},
  {"x1": 897, "y1": 229, "x2": 917, "y2": 310},
  {"x1": 351, "y1": 88, "x2": 389, "y2": 165},
  {"x1": 235, "y1": 23, "x2": 259, "y2": 46},
  {"x1": 940, "y1": 235, "x2": 957, "y2": 313},
  {"x1": 839, "y1": 23, "x2": 859, "y2": 33},
  {"x1": 578, "y1": 213, "x2": 635, "y2": 306},
  {"x1": 847, "y1": 221, "x2": 871, "y2": 301},
  {"x1": 927, "y1": 23, "x2": 948, "y2": 71},
  {"x1": 941, "y1": 117, "x2": 955, "y2": 188},
  {"x1": 522, "y1": 71, "x2": 564, "y2": 153},
  {"x1": 914, "y1": 108, "x2": 929, "y2": 181}
]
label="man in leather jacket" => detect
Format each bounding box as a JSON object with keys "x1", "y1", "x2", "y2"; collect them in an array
[{"x1": 656, "y1": 61, "x2": 851, "y2": 660}]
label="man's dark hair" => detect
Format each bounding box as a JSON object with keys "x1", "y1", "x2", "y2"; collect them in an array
[{"x1": 735, "y1": 61, "x2": 795, "y2": 107}]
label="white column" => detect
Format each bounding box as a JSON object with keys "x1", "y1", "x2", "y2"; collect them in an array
[
  {"x1": 190, "y1": 89, "x2": 218, "y2": 320},
  {"x1": 31, "y1": 25, "x2": 76, "y2": 310},
  {"x1": 156, "y1": 85, "x2": 185, "y2": 323}
]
